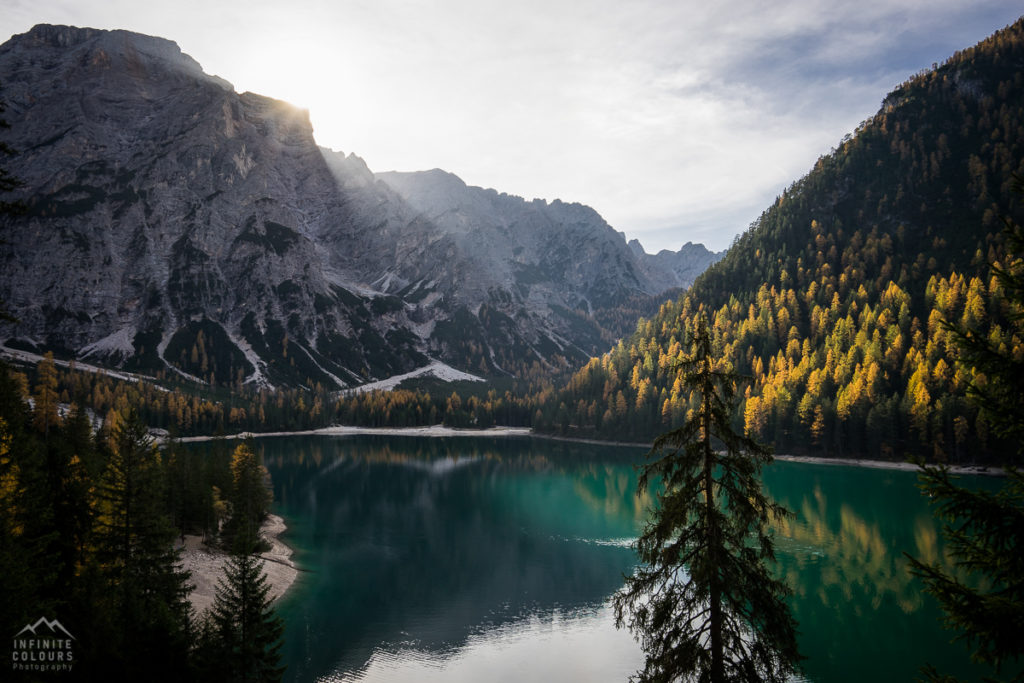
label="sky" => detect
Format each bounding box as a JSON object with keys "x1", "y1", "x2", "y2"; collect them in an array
[{"x1": 1, "y1": 2, "x2": 1021, "y2": 252}]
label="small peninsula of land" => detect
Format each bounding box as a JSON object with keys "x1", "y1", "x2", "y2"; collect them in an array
[{"x1": 177, "y1": 514, "x2": 298, "y2": 615}]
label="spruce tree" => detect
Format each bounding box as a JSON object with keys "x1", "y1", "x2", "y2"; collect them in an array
[
  {"x1": 907, "y1": 184, "x2": 1024, "y2": 682},
  {"x1": 613, "y1": 313, "x2": 801, "y2": 683},
  {"x1": 92, "y1": 409, "x2": 193, "y2": 680},
  {"x1": 205, "y1": 538, "x2": 286, "y2": 683},
  {"x1": 200, "y1": 441, "x2": 285, "y2": 683},
  {"x1": 0, "y1": 374, "x2": 36, "y2": 644},
  {"x1": 222, "y1": 441, "x2": 272, "y2": 552}
]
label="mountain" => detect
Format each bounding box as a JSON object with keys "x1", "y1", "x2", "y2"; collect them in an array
[
  {"x1": 0, "y1": 25, "x2": 718, "y2": 389},
  {"x1": 626, "y1": 238, "x2": 724, "y2": 290},
  {"x1": 378, "y1": 168, "x2": 661, "y2": 310},
  {"x1": 537, "y1": 17, "x2": 1024, "y2": 462}
]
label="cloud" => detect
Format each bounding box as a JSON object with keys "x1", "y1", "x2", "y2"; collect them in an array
[{"x1": 1, "y1": 1, "x2": 1021, "y2": 252}]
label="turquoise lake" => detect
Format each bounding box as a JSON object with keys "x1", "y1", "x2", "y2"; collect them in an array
[{"x1": 190, "y1": 434, "x2": 993, "y2": 682}]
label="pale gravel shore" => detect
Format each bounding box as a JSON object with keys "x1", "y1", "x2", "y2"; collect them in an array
[
  {"x1": 533, "y1": 433, "x2": 1005, "y2": 476},
  {"x1": 177, "y1": 513, "x2": 298, "y2": 616},
  {"x1": 173, "y1": 424, "x2": 533, "y2": 443},
  {"x1": 170, "y1": 424, "x2": 1004, "y2": 476},
  {"x1": 772, "y1": 454, "x2": 1005, "y2": 476}
]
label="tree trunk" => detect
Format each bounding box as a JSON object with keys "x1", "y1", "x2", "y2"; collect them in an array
[{"x1": 703, "y1": 377, "x2": 724, "y2": 682}]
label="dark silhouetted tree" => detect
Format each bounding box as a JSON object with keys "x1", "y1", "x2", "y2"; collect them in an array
[
  {"x1": 614, "y1": 314, "x2": 801, "y2": 682},
  {"x1": 908, "y1": 183, "x2": 1024, "y2": 682},
  {"x1": 221, "y1": 441, "x2": 272, "y2": 552},
  {"x1": 201, "y1": 540, "x2": 285, "y2": 683},
  {"x1": 92, "y1": 409, "x2": 193, "y2": 680},
  {"x1": 197, "y1": 455, "x2": 284, "y2": 683}
]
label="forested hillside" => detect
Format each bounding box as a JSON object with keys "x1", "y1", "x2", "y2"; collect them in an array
[{"x1": 535, "y1": 18, "x2": 1024, "y2": 462}]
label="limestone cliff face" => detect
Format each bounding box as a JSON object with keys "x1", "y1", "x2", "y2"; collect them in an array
[
  {"x1": 0, "y1": 25, "x2": 720, "y2": 387},
  {"x1": 0, "y1": 24, "x2": 443, "y2": 387},
  {"x1": 375, "y1": 168, "x2": 672, "y2": 365},
  {"x1": 377, "y1": 169, "x2": 656, "y2": 310}
]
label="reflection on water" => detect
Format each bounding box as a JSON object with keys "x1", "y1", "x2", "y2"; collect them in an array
[
  {"x1": 183, "y1": 436, "x2": 994, "y2": 683},
  {"x1": 321, "y1": 605, "x2": 640, "y2": 683},
  {"x1": 761, "y1": 462, "x2": 994, "y2": 682},
  {"x1": 773, "y1": 485, "x2": 935, "y2": 615},
  {"x1": 257, "y1": 436, "x2": 646, "y2": 683}
]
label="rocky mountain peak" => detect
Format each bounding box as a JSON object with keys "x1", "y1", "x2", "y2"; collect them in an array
[
  {"x1": 5, "y1": 24, "x2": 230, "y2": 89},
  {"x1": 627, "y1": 238, "x2": 724, "y2": 290},
  {"x1": 0, "y1": 24, "x2": 722, "y2": 389}
]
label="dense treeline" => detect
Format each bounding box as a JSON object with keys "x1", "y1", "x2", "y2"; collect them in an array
[
  {"x1": 7, "y1": 354, "x2": 545, "y2": 437},
  {"x1": 0, "y1": 357, "x2": 284, "y2": 680},
  {"x1": 534, "y1": 19, "x2": 1024, "y2": 462}
]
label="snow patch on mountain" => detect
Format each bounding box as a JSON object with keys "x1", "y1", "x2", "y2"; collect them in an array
[
  {"x1": 226, "y1": 329, "x2": 274, "y2": 390},
  {"x1": 346, "y1": 361, "x2": 484, "y2": 394},
  {"x1": 79, "y1": 326, "x2": 136, "y2": 359},
  {"x1": 1, "y1": 344, "x2": 155, "y2": 386},
  {"x1": 293, "y1": 341, "x2": 349, "y2": 389}
]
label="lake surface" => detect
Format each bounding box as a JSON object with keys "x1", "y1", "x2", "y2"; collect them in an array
[{"x1": 189, "y1": 434, "x2": 992, "y2": 682}]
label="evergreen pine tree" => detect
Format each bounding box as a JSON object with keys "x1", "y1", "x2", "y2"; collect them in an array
[
  {"x1": 907, "y1": 468, "x2": 1024, "y2": 681},
  {"x1": 32, "y1": 351, "x2": 59, "y2": 434},
  {"x1": 200, "y1": 439, "x2": 285, "y2": 683},
  {"x1": 205, "y1": 537, "x2": 286, "y2": 683},
  {"x1": 222, "y1": 441, "x2": 272, "y2": 552},
  {"x1": 613, "y1": 313, "x2": 801, "y2": 683},
  {"x1": 92, "y1": 409, "x2": 193, "y2": 680},
  {"x1": 37, "y1": 401, "x2": 93, "y2": 603},
  {"x1": 907, "y1": 183, "x2": 1024, "y2": 682},
  {"x1": 0, "y1": 393, "x2": 36, "y2": 644},
  {"x1": 194, "y1": 441, "x2": 284, "y2": 682}
]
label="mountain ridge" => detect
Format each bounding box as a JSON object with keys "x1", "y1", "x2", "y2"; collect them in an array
[{"x1": 0, "y1": 24, "x2": 719, "y2": 389}]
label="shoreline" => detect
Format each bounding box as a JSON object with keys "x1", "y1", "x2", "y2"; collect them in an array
[
  {"x1": 177, "y1": 513, "x2": 299, "y2": 616},
  {"x1": 499, "y1": 431, "x2": 1006, "y2": 477},
  {"x1": 771, "y1": 454, "x2": 1004, "y2": 476},
  {"x1": 170, "y1": 424, "x2": 1005, "y2": 477},
  {"x1": 173, "y1": 424, "x2": 533, "y2": 443}
]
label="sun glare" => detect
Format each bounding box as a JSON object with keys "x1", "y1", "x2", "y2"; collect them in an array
[{"x1": 246, "y1": 37, "x2": 326, "y2": 111}]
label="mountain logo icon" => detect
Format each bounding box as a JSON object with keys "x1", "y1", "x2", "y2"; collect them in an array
[{"x1": 13, "y1": 617, "x2": 75, "y2": 640}]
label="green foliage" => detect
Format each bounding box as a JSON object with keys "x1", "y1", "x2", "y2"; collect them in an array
[
  {"x1": 201, "y1": 547, "x2": 285, "y2": 683},
  {"x1": 197, "y1": 446, "x2": 284, "y2": 682},
  {"x1": 907, "y1": 467, "x2": 1024, "y2": 681},
  {"x1": 614, "y1": 316, "x2": 801, "y2": 682},
  {"x1": 221, "y1": 442, "x2": 273, "y2": 553},
  {"x1": 940, "y1": 189, "x2": 1024, "y2": 446},
  {"x1": 122, "y1": 325, "x2": 167, "y2": 375},
  {"x1": 165, "y1": 436, "x2": 232, "y2": 541},
  {"x1": 91, "y1": 410, "x2": 194, "y2": 680},
  {"x1": 0, "y1": 363, "x2": 52, "y2": 646},
  {"x1": 0, "y1": 359, "x2": 287, "y2": 678}
]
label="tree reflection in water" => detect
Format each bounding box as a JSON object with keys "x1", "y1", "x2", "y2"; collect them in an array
[{"x1": 188, "y1": 436, "x2": 995, "y2": 683}]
